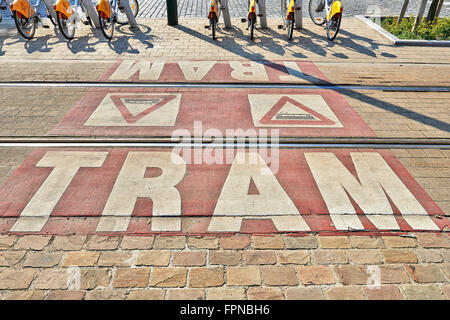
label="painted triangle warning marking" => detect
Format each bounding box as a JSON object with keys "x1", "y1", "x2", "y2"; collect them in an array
[
  {"x1": 248, "y1": 94, "x2": 344, "y2": 128},
  {"x1": 110, "y1": 95, "x2": 177, "y2": 124},
  {"x1": 84, "y1": 93, "x2": 182, "y2": 127},
  {"x1": 259, "y1": 96, "x2": 335, "y2": 126}
]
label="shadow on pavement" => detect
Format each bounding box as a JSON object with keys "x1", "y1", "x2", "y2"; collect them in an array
[{"x1": 175, "y1": 24, "x2": 448, "y2": 134}]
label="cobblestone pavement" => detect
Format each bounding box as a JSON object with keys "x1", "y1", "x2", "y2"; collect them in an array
[
  {"x1": 0, "y1": 232, "x2": 449, "y2": 300},
  {"x1": 2, "y1": 0, "x2": 450, "y2": 19}
]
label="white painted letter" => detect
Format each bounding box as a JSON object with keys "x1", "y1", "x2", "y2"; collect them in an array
[
  {"x1": 208, "y1": 152, "x2": 309, "y2": 232},
  {"x1": 97, "y1": 152, "x2": 186, "y2": 232},
  {"x1": 178, "y1": 61, "x2": 216, "y2": 80},
  {"x1": 229, "y1": 61, "x2": 269, "y2": 81},
  {"x1": 305, "y1": 152, "x2": 439, "y2": 231},
  {"x1": 11, "y1": 151, "x2": 108, "y2": 232},
  {"x1": 109, "y1": 60, "x2": 165, "y2": 81}
]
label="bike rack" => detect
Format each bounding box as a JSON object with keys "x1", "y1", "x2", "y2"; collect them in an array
[
  {"x1": 119, "y1": 0, "x2": 138, "y2": 28},
  {"x1": 257, "y1": 0, "x2": 267, "y2": 28},
  {"x1": 221, "y1": 0, "x2": 232, "y2": 29},
  {"x1": 295, "y1": 0, "x2": 302, "y2": 29},
  {"x1": 81, "y1": 0, "x2": 101, "y2": 28}
]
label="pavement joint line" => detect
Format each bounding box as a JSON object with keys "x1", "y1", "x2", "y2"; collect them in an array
[{"x1": 0, "y1": 82, "x2": 449, "y2": 92}]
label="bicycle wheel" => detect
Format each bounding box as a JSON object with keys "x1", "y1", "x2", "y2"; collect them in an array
[
  {"x1": 250, "y1": 17, "x2": 255, "y2": 40},
  {"x1": 98, "y1": 10, "x2": 114, "y2": 39},
  {"x1": 57, "y1": 11, "x2": 76, "y2": 40},
  {"x1": 211, "y1": 17, "x2": 216, "y2": 39},
  {"x1": 13, "y1": 11, "x2": 36, "y2": 40},
  {"x1": 326, "y1": 12, "x2": 341, "y2": 41},
  {"x1": 288, "y1": 13, "x2": 294, "y2": 40},
  {"x1": 116, "y1": 0, "x2": 138, "y2": 25},
  {"x1": 309, "y1": 0, "x2": 326, "y2": 26}
]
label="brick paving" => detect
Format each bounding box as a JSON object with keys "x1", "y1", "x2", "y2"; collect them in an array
[{"x1": 0, "y1": 233, "x2": 449, "y2": 299}]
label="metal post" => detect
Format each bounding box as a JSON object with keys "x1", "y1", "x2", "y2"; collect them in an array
[
  {"x1": 119, "y1": 0, "x2": 138, "y2": 28},
  {"x1": 413, "y1": 0, "x2": 427, "y2": 32},
  {"x1": 167, "y1": 0, "x2": 178, "y2": 26},
  {"x1": 294, "y1": 0, "x2": 302, "y2": 29},
  {"x1": 221, "y1": 0, "x2": 232, "y2": 29},
  {"x1": 397, "y1": 0, "x2": 409, "y2": 24},
  {"x1": 435, "y1": 0, "x2": 444, "y2": 18},
  {"x1": 81, "y1": 0, "x2": 101, "y2": 28},
  {"x1": 258, "y1": 0, "x2": 267, "y2": 28}
]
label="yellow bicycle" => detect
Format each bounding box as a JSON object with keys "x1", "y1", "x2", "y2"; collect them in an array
[
  {"x1": 309, "y1": 0, "x2": 343, "y2": 41},
  {"x1": 241, "y1": 0, "x2": 262, "y2": 40},
  {"x1": 278, "y1": 0, "x2": 297, "y2": 40},
  {"x1": 206, "y1": 0, "x2": 224, "y2": 40}
]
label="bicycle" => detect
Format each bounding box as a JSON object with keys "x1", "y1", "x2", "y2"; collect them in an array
[
  {"x1": 205, "y1": 0, "x2": 224, "y2": 40},
  {"x1": 278, "y1": 0, "x2": 297, "y2": 40},
  {"x1": 241, "y1": 0, "x2": 262, "y2": 41},
  {"x1": 54, "y1": 0, "x2": 95, "y2": 40},
  {"x1": 10, "y1": 0, "x2": 57, "y2": 39},
  {"x1": 96, "y1": 0, "x2": 139, "y2": 40},
  {"x1": 308, "y1": 0, "x2": 343, "y2": 41}
]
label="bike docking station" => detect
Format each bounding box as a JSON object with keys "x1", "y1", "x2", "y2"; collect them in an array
[
  {"x1": 119, "y1": 0, "x2": 138, "y2": 28},
  {"x1": 80, "y1": 0, "x2": 101, "y2": 28},
  {"x1": 295, "y1": 0, "x2": 302, "y2": 29}
]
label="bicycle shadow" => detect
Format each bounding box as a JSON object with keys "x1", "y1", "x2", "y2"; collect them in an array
[{"x1": 105, "y1": 24, "x2": 158, "y2": 54}]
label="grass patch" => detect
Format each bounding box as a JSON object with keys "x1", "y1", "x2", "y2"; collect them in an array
[{"x1": 380, "y1": 16, "x2": 450, "y2": 40}]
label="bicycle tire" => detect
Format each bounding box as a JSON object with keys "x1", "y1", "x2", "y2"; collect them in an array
[
  {"x1": 116, "y1": 0, "x2": 139, "y2": 25},
  {"x1": 212, "y1": 17, "x2": 216, "y2": 39},
  {"x1": 309, "y1": 0, "x2": 326, "y2": 26},
  {"x1": 250, "y1": 17, "x2": 255, "y2": 40},
  {"x1": 98, "y1": 10, "x2": 114, "y2": 40},
  {"x1": 288, "y1": 14, "x2": 294, "y2": 40},
  {"x1": 13, "y1": 11, "x2": 36, "y2": 40},
  {"x1": 326, "y1": 12, "x2": 341, "y2": 41},
  {"x1": 57, "y1": 11, "x2": 75, "y2": 40}
]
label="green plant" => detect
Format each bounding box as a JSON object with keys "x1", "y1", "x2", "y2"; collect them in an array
[{"x1": 381, "y1": 15, "x2": 450, "y2": 40}]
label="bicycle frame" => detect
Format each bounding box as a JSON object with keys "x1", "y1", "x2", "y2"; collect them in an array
[
  {"x1": 324, "y1": 0, "x2": 342, "y2": 22},
  {"x1": 10, "y1": 0, "x2": 36, "y2": 19},
  {"x1": 208, "y1": 0, "x2": 218, "y2": 20},
  {"x1": 54, "y1": 0, "x2": 75, "y2": 19},
  {"x1": 286, "y1": 0, "x2": 295, "y2": 20},
  {"x1": 248, "y1": 0, "x2": 256, "y2": 19},
  {"x1": 97, "y1": 0, "x2": 114, "y2": 19}
]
